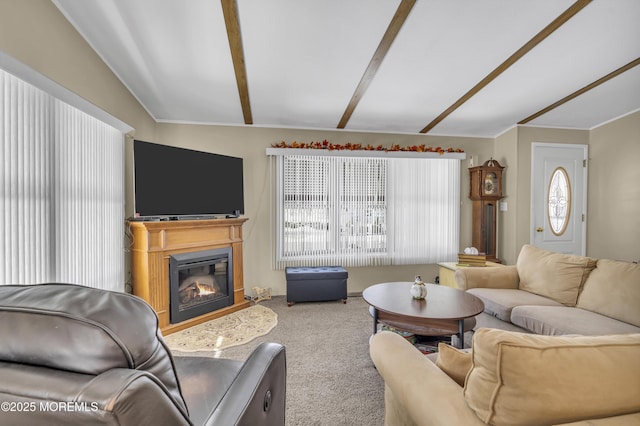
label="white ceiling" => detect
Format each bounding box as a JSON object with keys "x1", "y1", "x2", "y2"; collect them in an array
[{"x1": 53, "y1": 0, "x2": 640, "y2": 138}]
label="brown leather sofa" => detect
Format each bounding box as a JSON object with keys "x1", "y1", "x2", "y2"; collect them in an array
[{"x1": 0, "y1": 283, "x2": 286, "y2": 425}]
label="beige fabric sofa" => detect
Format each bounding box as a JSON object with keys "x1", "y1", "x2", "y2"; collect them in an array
[
  {"x1": 454, "y1": 244, "x2": 640, "y2": 335},
  {"x1": 370, "y1": 329, "x2": 640, "y2": 426},
  {"x1": 369, "y1": 246, "x2": 640, "y2": 425}
]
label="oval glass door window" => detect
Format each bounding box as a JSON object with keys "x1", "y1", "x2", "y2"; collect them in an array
[{"x1": 548, "y1": 167, "x2": 571, "y2": 235}]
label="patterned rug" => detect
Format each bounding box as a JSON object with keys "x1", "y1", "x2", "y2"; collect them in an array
[{"x1": 163, "y1": 304, "x2": 278, "y2": 352}]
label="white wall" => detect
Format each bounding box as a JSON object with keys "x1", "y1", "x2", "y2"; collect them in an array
[{"x1": 588, "y1": 111, "x2": 640, "y2": 261}]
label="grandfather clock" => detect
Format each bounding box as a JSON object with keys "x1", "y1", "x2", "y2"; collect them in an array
[{"x1": 469, "y1": 159, "x2": 504, "y2": 262}]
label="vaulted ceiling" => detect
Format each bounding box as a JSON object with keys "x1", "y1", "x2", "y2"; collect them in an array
[{"x1": 53, "y1": 0, "x2": 640, "y2": 138}]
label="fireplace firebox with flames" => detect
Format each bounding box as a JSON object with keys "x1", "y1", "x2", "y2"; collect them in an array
[{"x1": 169, "y1": 247, "x2": 233, "y2": 324}]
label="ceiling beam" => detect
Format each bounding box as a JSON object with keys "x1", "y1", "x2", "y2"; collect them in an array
[
  {"x1": 519, "y1": 57, "x2": 640, "y2": 124},
  {"x1": 222, "y1": 0, "x2": 253, "y2": 125},
  {"x1": 337, "y1": 0, "x2": 416, "y2": 129},
  {"x1": 419, "y1": 0, "x2": 592, "y2": 134}
]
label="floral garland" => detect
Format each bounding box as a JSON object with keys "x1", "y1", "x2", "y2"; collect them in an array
[{"x1": 271, "y1": 139, "x2": 464, "y2": 154}]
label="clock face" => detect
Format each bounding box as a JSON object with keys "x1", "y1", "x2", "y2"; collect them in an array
[{"x1": 484, "y1": 173, "x2": 497, "y2": 195}]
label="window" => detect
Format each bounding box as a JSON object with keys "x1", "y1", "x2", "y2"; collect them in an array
[
  {"x1": 272, "y1": 153, "x2": 460, "y2": 268},
  {"x1": 548, "y1": 167, "x2": 571, "y2": 236},
  {"x1": 0, "y1": 67, "x2": 126, "y2": 290}
]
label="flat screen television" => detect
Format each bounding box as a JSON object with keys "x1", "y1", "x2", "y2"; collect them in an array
[{"x1": 133, "y1": 140, "x2": 244, "y2": 218}]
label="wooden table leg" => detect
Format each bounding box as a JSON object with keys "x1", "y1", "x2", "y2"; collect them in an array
[{"x1": 373, "y1": 308, "x2": 379, "y2": 336}]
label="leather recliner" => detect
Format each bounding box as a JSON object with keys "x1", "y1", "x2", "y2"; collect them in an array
[{"x1": 0, "y1": 283, "x2": 286, "y2": 425}]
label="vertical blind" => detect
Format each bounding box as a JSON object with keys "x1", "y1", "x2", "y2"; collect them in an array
[
  {"x1": 273, "y1": 154, "x2": 460, "y2": 268},
  {"x1": 1, "y1": 68, "x2": 124, "y2": 290},
  {"x1": 277, "y1": 155, "x2": 331, "y2": 260},
  {"x1": 387, "y1": 158, "x2": 460, "y2": 264},
  {"x1": 1, "y1": 70, "x2": 53, "y2": 283}
]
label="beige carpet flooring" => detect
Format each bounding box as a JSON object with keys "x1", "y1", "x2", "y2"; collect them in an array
[{"x1": 169, "y1": 296, "x2": 386, "y2": 426}]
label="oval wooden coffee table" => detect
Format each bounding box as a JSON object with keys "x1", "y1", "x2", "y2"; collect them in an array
[{"x1": 362, "y1": 282, "x2": 484, "y2": 349}]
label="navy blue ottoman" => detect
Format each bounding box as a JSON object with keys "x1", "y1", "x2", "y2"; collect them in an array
[{"x1": 285, "y1": 266, "x2": 348, "y2": 306}]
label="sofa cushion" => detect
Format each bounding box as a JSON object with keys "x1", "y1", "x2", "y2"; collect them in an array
[
  {"x1": 577, "y1": 259, "x2": 640, "y2": 327},
  {"x1": 435, "y1": 343, "x2": 472, "y2": 386},
  {"x1": 467, "y1": 288, "x2": 563, "y2": 321},
  {"x1": 510, "y1": 305, "x2": 640, "y2": 336},
  {"x1": 464, "y1": 328, "x2": 640, "y2": 426},
  {"x1": 516, "y1": 244, "x2": 597, "y2": 306},
  {"x1": 474, "y1": 312, "x2": 529, "y2": 333}
]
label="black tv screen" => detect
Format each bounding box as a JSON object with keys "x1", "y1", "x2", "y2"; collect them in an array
[{"x1": 133, "y1": 140, "x2": 244, "y2": 218}]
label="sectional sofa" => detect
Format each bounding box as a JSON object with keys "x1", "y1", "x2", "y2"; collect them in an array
[{"x1": 369, "y1": 245, "x2": 640, "y2": 425}]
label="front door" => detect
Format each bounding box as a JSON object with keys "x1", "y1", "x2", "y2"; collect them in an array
[{"x1": 531, "y1": 143, "x2": 588, "y2": 255}]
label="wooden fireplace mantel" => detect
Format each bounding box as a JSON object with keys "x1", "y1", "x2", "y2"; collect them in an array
[{"x1": 128, "y1": 217, "x2": 250, "y2": 335}]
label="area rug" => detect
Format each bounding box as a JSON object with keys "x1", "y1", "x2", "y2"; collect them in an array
[{"x1": 163, "y1": 304, "x2": 277, "y2": 352}]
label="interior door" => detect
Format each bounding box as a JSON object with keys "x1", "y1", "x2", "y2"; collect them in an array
[{"x1": 531, "y1": 143, "x2": 588, "y2": 255}]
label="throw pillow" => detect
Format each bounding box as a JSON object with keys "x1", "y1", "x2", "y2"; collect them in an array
[
  {"x1": 464, "y1": 328, "x2": 640, "y2": 426},
  {"x1": 435, "y1": 343, "x2": 472, "y2": 387},
  {"x1": 516, "y1": 244, "x2": 597, "y2": 306}
]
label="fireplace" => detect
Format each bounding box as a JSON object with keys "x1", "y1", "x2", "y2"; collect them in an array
[
  {"x1": 169, "y1": 247, "x2": 233, "y2": 324},
  {"x1": 129, "y1": 218, "x2": 250, "y2": 334}
]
